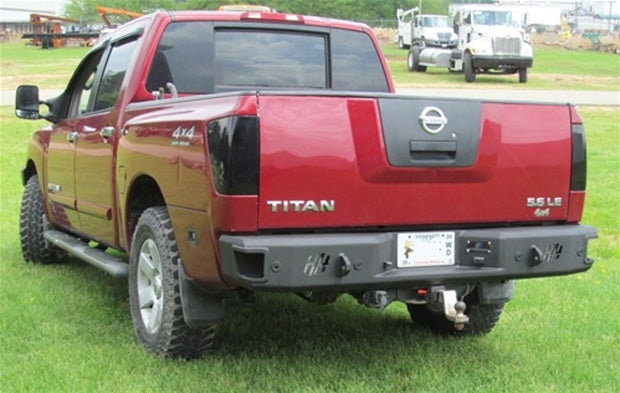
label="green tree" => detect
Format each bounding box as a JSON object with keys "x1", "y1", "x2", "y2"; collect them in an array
[
  {"x1": 175, "y1": 0, "x2": 451, "y2": 19},
  {"x1": 64, "y1": 0, "x2": 176, "y2": 24},
  {"x1": 66, "y1": 0, "x2": 452, "y2": 24}
]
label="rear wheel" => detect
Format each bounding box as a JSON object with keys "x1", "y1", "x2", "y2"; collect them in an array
[
  {"x1": 519, "y1": 68, "x2": 528, "y2": 83},
  {"x1": 128, "y1": 206, "x2": 216, "y2": 359},
  {"x1": 463, "y1": 51, "x2": 476, "y2": 82},
  {"x1": 408, "y1": 290, "x2": 504, "y2": 336},
  {"x1": 19, "y1": 176, "x2": 65, "y2": 264}
]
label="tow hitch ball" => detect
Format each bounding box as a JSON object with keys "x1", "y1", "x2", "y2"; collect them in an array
[{"x1": 437, "y1": 289, "x2": 469, "y2": 330}]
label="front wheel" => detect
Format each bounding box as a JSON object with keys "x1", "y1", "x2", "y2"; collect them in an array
[
  {"x1": 463, "y1": 52, "x2": 476, "y2": 83},
  {"x1": 128, "y1": 207, "x2": 216, "y2": 358},
  {"x1": 407, "y1": 46, "x2": 426, "y2": 72},
  {"x1": 19, "y1": 176, "x2": 65, "y2": 264},
  {"x1": 407, "y1": 49, "x2": 416, "y2": 71},
  {"x1": 519, "y1": 68, "x2": 528, "y2": 83}
]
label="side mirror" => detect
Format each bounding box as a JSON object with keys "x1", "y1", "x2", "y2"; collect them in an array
[{"x1": 15, "y1": 85, "x2": 41, "y2": 120}]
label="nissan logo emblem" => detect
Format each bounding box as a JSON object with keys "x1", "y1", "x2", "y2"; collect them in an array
[{"x1": 419, "y1": 106, "x2": 448, "y2": 134}]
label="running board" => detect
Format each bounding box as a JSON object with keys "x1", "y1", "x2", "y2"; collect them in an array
[{"x1": 44, "y1": 230, "x2": 128, "y2": 278}]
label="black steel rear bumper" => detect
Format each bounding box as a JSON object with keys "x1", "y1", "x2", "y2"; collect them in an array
[{"x1": 219, "y1": 225, "x2": 597, "y2": 291}]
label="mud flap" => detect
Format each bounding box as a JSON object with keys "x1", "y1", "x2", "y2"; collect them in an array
[{"x1": 179, "y1": 267, "x2": 227, "y2": 326}]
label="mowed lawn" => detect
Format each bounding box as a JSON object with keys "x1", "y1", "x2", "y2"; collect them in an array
[
  {"x1": 383, "y1": 43, "x2": 620, "y2": 90},
  {"x1": 0, "y1": 41, "x2": 618, "y2": 393}
]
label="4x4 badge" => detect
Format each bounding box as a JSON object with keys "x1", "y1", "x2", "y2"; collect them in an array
[{"x1": 419, "y1": 106, "x2": 447, "y2": 134}]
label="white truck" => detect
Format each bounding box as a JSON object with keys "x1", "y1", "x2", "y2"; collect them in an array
[
  {"x1": 395, "y1": 8, "x2": 457, "y2": 49},
  {"x1": 406, "y1": 5, "x2": 533, "y2": 83}
]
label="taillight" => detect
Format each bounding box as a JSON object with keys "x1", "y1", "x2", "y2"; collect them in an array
[
  {"x1": 569, "y1": 107, "x2": 586, "y2": 191},
  {"x1": 207, "y1": 116, "x2": 259, "y2": 195}
]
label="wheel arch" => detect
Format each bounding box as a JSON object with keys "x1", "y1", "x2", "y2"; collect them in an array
[
  {"x1": 128, "y1": 206, "x2": 218, "y2": 358},
  {"x1": 124, "y1": 174, "x2": 166, "y2": 248},
  {"x1": 21, "y1": 159, "x2": 49, "y2": 219},
  {"x1": 21, "y1": 159, "x2": 38, "y2": 186}
]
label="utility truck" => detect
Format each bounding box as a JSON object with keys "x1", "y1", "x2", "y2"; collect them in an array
[
  {"x1": 407, "y1": 4, "x2": 533, "y2": 83},
  {"x1": 396, "y1": 8, "x2": 457, "y2": 49}
]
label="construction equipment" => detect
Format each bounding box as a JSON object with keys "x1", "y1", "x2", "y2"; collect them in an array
[
  {"x1": 96, "y1": 6, "x2": 143, "y2": 28},
  {"x1": 27, "y1": 14, "x2": 80, "y2": 48}
]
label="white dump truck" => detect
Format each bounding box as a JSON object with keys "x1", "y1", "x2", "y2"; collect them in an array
[{"x1": 406, "y1": 4, "x2": 533, "y2": 83}]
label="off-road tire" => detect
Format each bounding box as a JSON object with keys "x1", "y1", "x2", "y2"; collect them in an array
[
  {"x1": 408, "y1": 290, "x2": 504, "y2": 336},
  {"x1": 19, "y1": 176, "x2": 65, "y2": 264},
  {"x1": 464, "y1": 51, "x2": 476, "y2": 83},
  {"x1": 128, "y1": 206, "x2": 216, "y2": 359}
]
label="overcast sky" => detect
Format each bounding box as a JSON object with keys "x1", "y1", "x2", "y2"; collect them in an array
[{"x1": 1, "y1": 0, "x2": 66, "y2": 21}]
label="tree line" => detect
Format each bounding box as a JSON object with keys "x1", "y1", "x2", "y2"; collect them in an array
[{"x1": 64, "y1": 0, "x2": 482, "y2": 25}]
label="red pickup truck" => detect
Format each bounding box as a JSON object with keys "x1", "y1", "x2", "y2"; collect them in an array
[{"x1": 16, "y1": 10, "x2": 597, "y2": 359}]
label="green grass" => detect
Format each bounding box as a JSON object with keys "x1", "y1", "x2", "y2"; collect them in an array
[
  {"x1": 0, "y1": 39, "x2": 619, "y2": 392},
  {"x1": 382, "y1": 43, "x2": 620, "y2": 90},
  {"x1": 0, "y1": 40, "x2": 90, "y2": 91},
  {"x1": 1, "y1": 108, "x2": 618, "y2": 392},
  {"x1": 532, "y1": 47, "x2": 620, "y2": 77}
]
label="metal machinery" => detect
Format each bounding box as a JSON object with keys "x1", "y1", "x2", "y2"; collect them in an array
[
  {"x1": 27, "y1": 14, "x2": 80, "y2": 48},
  {"x1": 95, "y1": 6, "x2": 144, "y2": 28}
]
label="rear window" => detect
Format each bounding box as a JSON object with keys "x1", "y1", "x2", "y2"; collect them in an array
[
  {"x1": 146, "y1": 22, "x2": 389, "y2": 94},
  {"x1": 215, "y1": 30, "x2": 327, "y2": 89}
]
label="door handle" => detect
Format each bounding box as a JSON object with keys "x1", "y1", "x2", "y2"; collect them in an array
[
  {"x1": 410, "y1": 141, "x2": 457, "y2": 152},
  {"x1": 67, "y1": 132, "x2": 78, "y2": 143},
  {"x1": 100, "y1": 126, "x2": 115, "y2": 139},
  {"x1": 409, "y1": 140, "x2": 457, "y2": 163}
]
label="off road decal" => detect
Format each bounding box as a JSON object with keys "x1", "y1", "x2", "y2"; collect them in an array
[{"x1": 171, "y1": 126, "x2": 195, "y2": 146}]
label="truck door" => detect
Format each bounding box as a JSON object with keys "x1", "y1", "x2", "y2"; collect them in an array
[
  {"x1": 457, "y1": 11, "x2": 473, "y2": 46},
  {"x1": 46, "y1": 122, "x2": 79, "y2": 231},
  {"x1": 413, "y1": 15, "x2": 421, "y2": 43},
  {"x1": 74, "y1": 37, "x2": 139, "y2": 245},
  {"x1": 45, "y1": 49, "x2": 104, "y2": 233}
]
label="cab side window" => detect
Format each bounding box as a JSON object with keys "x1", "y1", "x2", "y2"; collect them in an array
[
  {"x1": 94, "y1": 38, "x2": 138, "y2": 111},
  {"x1": 66, "y1": 49, "x2": 104, "y2": 118},
  {"x1": 146, "y1": 22, "x2": 213, "y2": 95},
  {"x1": 463, "y1": 12, "x2": 472, "y2": 25},
  {"x1": 78, "y1": 70, "x2": 97, "y2": 114}
]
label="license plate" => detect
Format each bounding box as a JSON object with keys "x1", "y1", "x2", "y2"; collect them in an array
[{"x1": 397, "y1": 232, "x2": 455, "y2": 268}]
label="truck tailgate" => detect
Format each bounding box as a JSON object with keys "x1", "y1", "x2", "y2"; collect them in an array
[{"x1": 257, "y1": 94, "x2": 572, "y2": 230}]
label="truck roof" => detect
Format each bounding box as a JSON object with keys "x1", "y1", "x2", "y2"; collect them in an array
[
  {"x1": 131, "y1": 10, "x2": 369, "y2": 31},
  {"x1": 94, "y1": 9, "x2": 373, "y2": 51}
]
